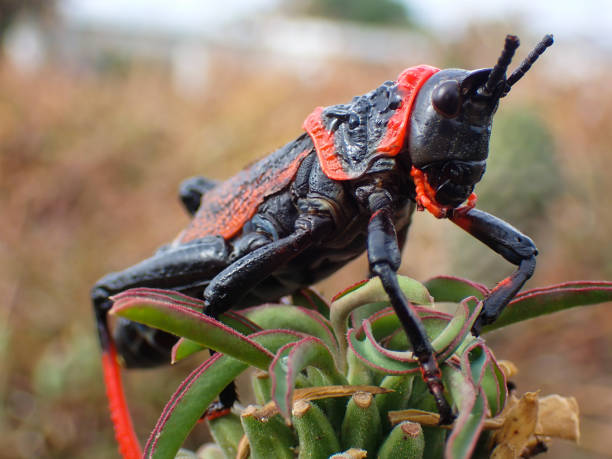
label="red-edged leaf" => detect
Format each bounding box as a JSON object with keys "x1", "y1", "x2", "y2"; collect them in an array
[
  {"x1": 110, "y1": 291, "x2": 273, "y2": 370},
  {"x1": 434, "y1": 299, "x2": 482, "y2": 362},
  {"x1": 483, "y1": 281, "x2": 612, "y2": 332},
  {"x1": 113, "y1": 288, "x2": 206, "y2": 311},
  {"x1": 348, "y1": 326, "x2": 420, "y2": 375},
  {"x1": 171, "y1": 338, "x2": 206, "y2": 364},
  {"x1": 144, "y1": 330, "x2": 303, "y2": 459},
  {"x1": 424, "y1": 276, "x2": 488, "y2": 303},
  {"x1": 171, "y1": 311, "x2": 262, "y2": 364},
  {"x1": 270, "y1": 337, "x2": 346, "y2": 420},
  {"x1": 445, "y1": 341, "x2": 489, "y2": 459},
  {"x1": 244, "y1": 304, "x2": 338, "y2": 356},
  {"x1": 291, "y1": 288, "x2": 330, "y2": 319}
]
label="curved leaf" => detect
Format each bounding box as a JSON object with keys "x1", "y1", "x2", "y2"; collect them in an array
[
  {"x1": 483, "y1": 281, "x2": 612, "y2": 332},
  {"x1": 348, "y1": 327, "x2": 420, "y2": 374},
  {"x1": 171, "y1": 338, "x2": 206, "y2": 364},
  {"x1": 331, "y1": 276, "x2": 433, "y2": 369},
  {"x1": 270, "y1": 337, "x2": 346, "y2": 420},
  {"x1": 291, "y1": 287, "x2": 330, "y2": 319},
  {"x1": 171, "y1": 311, "x2": 262, "y2": 364},
  {"x1": 144, "y1": 330, "x2": 303, "y2": 459},
  {"x1": 144, "y1": 352, "x2": 246, "y2": 459},
  {"x1": 434, "y1": 299, "x2": 482, "y2": 362},
  {"x1": 244, "y1": 304, "x2": 338, "y2": 357},
  {"x1": 444, "y1": 342, "x2": 489, "y2": 459},
  {"x1": 110, "y1": 293, "x2": 273, "y2": 370},
  {"x1": 424, "y1": 276, "x2": 488, "y2": 303}
]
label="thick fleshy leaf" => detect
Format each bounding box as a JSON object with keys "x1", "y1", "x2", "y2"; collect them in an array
[
  {"x1": 270, "y1": 337, "x2": 346, "y2": 420},
  {"x1": 348, "y1": 302, "x2": 477, "y2": 374},
  {"x1": 480, "y1": 352, "x2": 507, "y2": 417},
  {"x1": 291, "y1": 288, "x2": 330, "y2": 319},
  {"x1": 444, "y1": 341, "x2": 493, "y2": 459},
  {"x1": 331, "y1": 276, "x2": 433, "y2": 369},
  {"x1": 171, "y1": 311, "x2": 262, "y2": 363},
  {"x1": 110, "y1": 292, "x2": 273, "y2": 370},
  {"x1": 207, "y1": 413, "x2": 244, "y2": 459},
  {"x1": 292, "y1": 400, "x2": 341, "y2": 458},
  {"x1": 377, "y1": 421, "x2": 425, "y2": 459},
  {"x1": 112, "y1": 288, "x2": 262, "y2": 334},
  {"x1": 244, "y1": 304, "x2": 338, "y2": 357},
  {"x1": 348, "y1": 326, "x2": 420, "y2": 374},
  {"x1": 144, "y1": 352, "x2": 246, "y2": 459},
  {"x1": 376, "y1": 375, "x2": 416, "y2": 431},
  {"x1": 113, "y1": 287, "x2": 206, "y2": 310},
  {"x1": 434, "y1": 299, "x2": 482, "y2": 362},
  {"x1": 483, "y1": 281, "x2": 612, "y2": 332},
  {"x1": 144, "y1": 330, "x2": 303, "y2": 459},
  {"x1": 218, "y1": 311, "x2": 262, "y2": 334},
  {"x1": 240, "y1": 406, "x2": 295, "y2": 459},
  {"x1": 171, "y1": 338, "x2": 206, "y2": 364},
  {"x1": 340, "y1": 391, "x2": 383, "y2": 455},
  {"x1": 424, "y1": 276, "x2": 488, "y2": 303}
]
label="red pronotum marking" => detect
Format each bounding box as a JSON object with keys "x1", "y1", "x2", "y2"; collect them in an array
[
  {"x1": 303, "y1": 65, "x2": 439, "y2": 181},
  {"x1": 102, "y1": 342, "x2": 142, "y2": 459},
  {"x1": 410, "y1": 166, "x2": 477, "y2": 219},
  {"x1": 377, "y1": 65, "x2": 440, "y2": 155}
]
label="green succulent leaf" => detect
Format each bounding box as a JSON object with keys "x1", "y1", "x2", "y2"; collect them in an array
[
  {"x1": 270, "y1": 337, "x2": 346, "y2": 420},
  {"x1": 424, "y1": 276, "x2": 488, "y2": 303},
  {"x1": 483, "y1": 281, "x2": 612, "y2": 332},
  {"x1": 348, "y1": 325, "x2": 420, "y2": 374},
  {"x1": 207, "y1": 413, "x2": 244, "y2": 459},
  {"x1": 331, "y1": 276, "x2": 433, "y2": 366},
  {"x1": 340, "y1": 391, "x2": 383, "y2": 455},
  {"x1": 241, "y1": 408, "x2": 296, "y2": 459},
  {"x1": 110, "y1": 289, "x2": 273, "y2": 370},
  {"x1": 144, "y1": 330, "x2": 303, "y2": 459},
  {"x1": 244, "y1": 304, "x2": 338, "y2": 357},
  {"x1": 444, "y1": 340, "x2": 500, "y2": 459},
  {"x1": 144, "y1": 352, "x2": 246, "y2": 459},
  {"x1": 171, "y1": 311, "x2": 261, "y2": 363},
  {"x1": 291, "y1": 288, "x2": 331, "y2": 319},
  {"x1": 377, "y1": 421, "x2": 425, "y2": 459},
  {"x1": 171, "y1": 338, "x2": 206, "y2": 364},
  {"x1": 292, "y1": 400, "x2": 341, "y2": 459}
]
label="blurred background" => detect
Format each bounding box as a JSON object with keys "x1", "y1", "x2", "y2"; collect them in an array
[{"x1": 1, "y1": 0, "x2": 611, "y2": 457}]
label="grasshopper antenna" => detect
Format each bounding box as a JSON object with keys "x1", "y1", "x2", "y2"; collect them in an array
[
  {"x1": 482, "y1": 34, "x2": 521, "y2": 96},
  {"x1": 504, "y1": 34, "x2": 554, "y2": 95}
]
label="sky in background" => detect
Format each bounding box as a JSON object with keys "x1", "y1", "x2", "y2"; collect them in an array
[{"x1": 60, "y1": 0, "x2": 612, "y2": 50}]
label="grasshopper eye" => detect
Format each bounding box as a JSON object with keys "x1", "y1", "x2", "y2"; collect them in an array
[{"x1": 432, "y1": 80, "x2": 461, "y2": 117}]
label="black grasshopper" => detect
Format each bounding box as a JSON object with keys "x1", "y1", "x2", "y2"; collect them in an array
[{"x1": 93, "y1": 34, "x2": 553, "y2": 424}]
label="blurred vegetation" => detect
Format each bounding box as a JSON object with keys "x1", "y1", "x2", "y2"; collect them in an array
[
  {"x1": 286, "y1": 0, "x2": 415, "y2": 26},
  {"x1": 0, "y1": 14, "x2": 610, "y2": 459},
  {"x1": 0, "y1": 0, "x2": 53, "y2": 49}
]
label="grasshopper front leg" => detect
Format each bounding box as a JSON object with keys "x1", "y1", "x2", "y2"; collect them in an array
[
  {"x1": 450, "y1": 206, "x2": 537, "y2": 334},
  {"x1": 366, "y1": 189, "x2": 455, "y2": 425}
]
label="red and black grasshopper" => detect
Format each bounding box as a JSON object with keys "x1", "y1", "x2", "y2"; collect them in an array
[{"x1": 92, "y1": 34, "x2": 553, "y2": 426}]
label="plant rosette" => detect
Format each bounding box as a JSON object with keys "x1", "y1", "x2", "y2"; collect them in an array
[{"x1": 105, "y1": 275, "x2": 611, "y2": 459}]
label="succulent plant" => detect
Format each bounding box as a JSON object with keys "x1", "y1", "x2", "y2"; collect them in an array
[{"x1": 106, "y1": 276, "x2": 612, "y2": 458}]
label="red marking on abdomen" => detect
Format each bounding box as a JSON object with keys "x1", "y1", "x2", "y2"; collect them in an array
[{"x1": 177, "y1": 147, "x2": 311, "y2": 242}]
